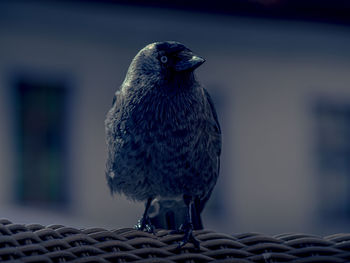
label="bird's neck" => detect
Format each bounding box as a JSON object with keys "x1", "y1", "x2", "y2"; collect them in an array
[{"x1": 158, "y1": 71, "x2": 197, "y2": 95}]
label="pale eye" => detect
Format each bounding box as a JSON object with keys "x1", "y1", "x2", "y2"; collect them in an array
[{"x1": 160, "y1": 55, "x2": 168, "y2": 64}]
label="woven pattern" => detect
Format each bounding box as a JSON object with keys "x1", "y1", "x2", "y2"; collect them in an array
[{"x1": 1, "y1": 219, "x2": 350, "y2": 262}]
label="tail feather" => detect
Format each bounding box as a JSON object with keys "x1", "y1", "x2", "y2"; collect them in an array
[{"x1": 149, "y1": 199, "x2": 203, "y2": 230}]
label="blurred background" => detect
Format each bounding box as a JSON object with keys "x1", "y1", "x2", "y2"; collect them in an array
[{"x1": 1, "y1": 0, "x2": 350, "y2": 235}]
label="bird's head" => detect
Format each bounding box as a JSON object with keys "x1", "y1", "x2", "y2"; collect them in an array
[{"x1": 123, "y1": 41, "x2": 205, "y2": 92}]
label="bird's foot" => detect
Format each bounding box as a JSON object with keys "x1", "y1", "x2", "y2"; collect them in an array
[
  {"x1": 134, "y1": 216, "x2": 155, "y2": 233},
  {"x1": 171, "y1": 222, "x2": 200, "y2": 250}
]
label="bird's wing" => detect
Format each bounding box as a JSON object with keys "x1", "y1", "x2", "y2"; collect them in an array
[
  {"x1": 204, "y1": 88, "x2": 221, "y2": 154},
  {"x1": 196, "y1": 88, "x2": 222, "y2": 214}
]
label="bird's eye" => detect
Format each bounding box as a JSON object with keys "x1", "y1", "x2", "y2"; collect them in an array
[{"x1": 160, "y1": 56, "x2": 168, "y2": 64}]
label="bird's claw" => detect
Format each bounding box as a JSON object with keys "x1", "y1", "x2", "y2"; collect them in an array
[
  {"x1": 135, "y1": 216, "x2": 155, "y2": 234},
  {"x1": 172, "y1": 223, "x2": 200, "y2": 250}
]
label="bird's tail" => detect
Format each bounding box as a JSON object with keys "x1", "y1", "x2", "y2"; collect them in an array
[{"x1": 149, "y1": 199, "x2": 203, "y2": 230}]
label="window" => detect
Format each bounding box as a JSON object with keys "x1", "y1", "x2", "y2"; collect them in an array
[
  {"x1": 13, "y1": 77, "x2": 69, "y2": 208},
  {"x1": 315, "y1": 100, "x2": 350, "y2": 219}
]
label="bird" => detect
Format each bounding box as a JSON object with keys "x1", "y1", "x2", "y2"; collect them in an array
[{"x1": 105, "y1": 41, "x2": 221, "y2": 248}]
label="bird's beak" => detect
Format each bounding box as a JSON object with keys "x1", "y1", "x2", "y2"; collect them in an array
[{"x1": 175, "y1": 51, "x2": 205, "y2": 72}]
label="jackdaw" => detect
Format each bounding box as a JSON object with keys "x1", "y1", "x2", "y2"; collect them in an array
[{"x1": 105, "y1": 41, "x2": 221, "y2": 248}]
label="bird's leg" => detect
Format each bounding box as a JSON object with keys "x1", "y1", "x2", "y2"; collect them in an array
[
  {"x1": 173, "y1": 195, "x2": 200, "y2": 249},
  {"x1": 135, "y1": 197, "x2": 155, "y2": 233}
]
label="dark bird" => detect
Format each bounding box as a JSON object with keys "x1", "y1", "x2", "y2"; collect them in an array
[{"x1": 105, "y1": 41, "x2": 221, "y2": 248}]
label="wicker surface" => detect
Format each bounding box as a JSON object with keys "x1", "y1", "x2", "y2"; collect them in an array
[{"x1": 1, "y1": 219, "x2": 350, "y2": 262}]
